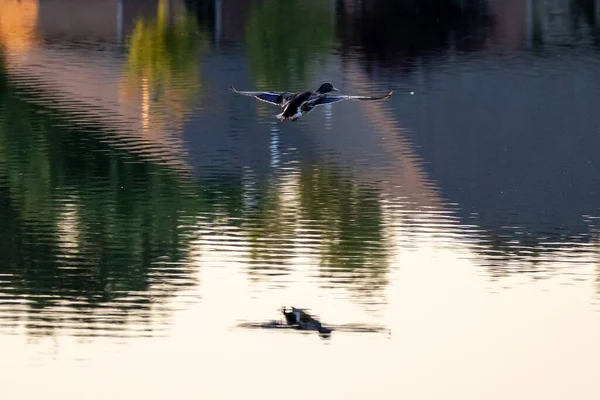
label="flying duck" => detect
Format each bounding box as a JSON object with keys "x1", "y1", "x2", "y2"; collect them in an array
[{"x1": 230, "y1": 82, "x2": 393, "y2": 121}]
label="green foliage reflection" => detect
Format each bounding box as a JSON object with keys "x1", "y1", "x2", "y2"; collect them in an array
[
  {"x1": 0, "y1": 76, "x2": 201, "y2": 335},
  {"x1": 241, "y1": 164, "x2": 390, "y2": 300},
  {"x1": 298, "y1": 164, "x2": 390, "y2": 296},
  {"x1": 123, "y1": 0, "x2": 208, "y2": 116},
  {"x1": 245, "y1": 0, "x2": 334, "y2": 88}
]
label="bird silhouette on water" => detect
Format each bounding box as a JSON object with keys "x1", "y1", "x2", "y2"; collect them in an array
[{"x1": 281, "y1": 306, "x2": 332, "y2": 336}]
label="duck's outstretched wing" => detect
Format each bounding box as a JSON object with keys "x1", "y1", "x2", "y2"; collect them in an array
[
  {"x1": 314, "y1": 91, "x2": 394, "y2": 106},
  {"x1": 230, "y1": 87, "x2": 290, "y2": 106}
]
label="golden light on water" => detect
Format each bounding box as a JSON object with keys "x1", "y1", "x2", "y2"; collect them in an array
[
  {"x1": 55, "y1": 194, "x2": 81, "y2": 256},
  {"x1": 0, "y1": 0, "x2": 38, "y2": 52}
]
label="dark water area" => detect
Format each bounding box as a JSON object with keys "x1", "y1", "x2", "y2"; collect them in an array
[{"x1": 1, "y1": 1, "x2": 600, "y2": 399}]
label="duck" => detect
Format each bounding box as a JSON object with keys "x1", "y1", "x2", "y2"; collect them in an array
[{"x1": 230, "y1": 82, "x2": 393, "y2": 121}]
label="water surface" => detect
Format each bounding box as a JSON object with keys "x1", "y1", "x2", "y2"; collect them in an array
[{"x1": 1, "y1": 0, "x2": 600, "y2": 399}]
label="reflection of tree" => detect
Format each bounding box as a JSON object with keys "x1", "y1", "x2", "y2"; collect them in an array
[
  {"x1": 298, "y1": 164, "x2": 390, "y2": 299},
  {"x1": 569, "y1": 0, "x2": 600, "y2": 45},
  {"x1": 240, "y1": 162, "x2": 390, "y2": 301},
  {"x1": 336, "y1": 0, "x2": 491, "y2": 70},
  {"x1": 122, "y1": 0, "x2": 208, "y2": 121},
  {"x1": 245, "y1": 0, "x2": 334, "y2": 89},
  {"x1": 243, "y1": 174, "x2": 299, "y2": 282},
  {"x1": 471, "y1": 224, "x2": 599, "y2": 280},
  {"x1": 0, "y1": 75, "x2": 201, "y2": 336}
]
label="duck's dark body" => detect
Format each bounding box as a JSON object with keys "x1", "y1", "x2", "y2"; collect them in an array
[
  {"x1": 230, "y1": 82, "x2": 393, "y2": 122},
  {"x1": 280, "y1": 91, "x2": 315, "y2": 120}
]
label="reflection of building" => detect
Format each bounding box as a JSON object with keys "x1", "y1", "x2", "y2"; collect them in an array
[
  {"x1": 36, "y1": 0, "x2": 125, "y2": 44},
  {"x1": 529, "y1": 0, "x2": 600, "y2": 47},
  {"x1": 486, "y1": 0, "x2": 528, "y2": 49},
  {"x1": 35, "y1": 0, "x2": 193, "y2": 45},
  {"x1": 5, "y1": 0, "x2": 195, "y2": 46},
  {"x1": 488, "y1": 0, "x2": 600, "y2": 49},
  {"x1": 216, "y1": 0, "x2": 254, "y2": 44}
]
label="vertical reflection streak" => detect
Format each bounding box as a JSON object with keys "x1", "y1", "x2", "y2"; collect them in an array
[
  {"x1": 214, "y1": 0, "x2": 222, "y2": 46},
  {"x1": 141, "y1": 77, "x2": 150, "y2": 134},
  {"x1": 270, "y1": 120, "x2": 280, "y2": 169},
  {"x1": 117, "y1": 0, "x2": 123, "y2": 45}
]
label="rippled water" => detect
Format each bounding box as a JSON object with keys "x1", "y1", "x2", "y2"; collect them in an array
[{"x1": 1, "y1": 0, "x2": 600, "y2": 398}]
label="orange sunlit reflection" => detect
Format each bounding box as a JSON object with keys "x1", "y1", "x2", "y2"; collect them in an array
[{"x1": 0, "y1": 0, "x2": 38, "y2": 53}]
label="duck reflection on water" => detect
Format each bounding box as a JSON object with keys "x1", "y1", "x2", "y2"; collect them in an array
[
  {"x1": 281, "y1": 306, "x2": 333, "y2": 336},
  {"x1": 236, "y1": 308, "x2": 390, "y2": 339}
]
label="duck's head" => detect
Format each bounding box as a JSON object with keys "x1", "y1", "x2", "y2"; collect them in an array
[{"x1": 316, "y1": 82, "x2": 339, "y2": 94}]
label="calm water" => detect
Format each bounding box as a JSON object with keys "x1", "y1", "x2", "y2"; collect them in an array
[{"x1": 1, "y1": 0, "x2": 600, "y2": 398}]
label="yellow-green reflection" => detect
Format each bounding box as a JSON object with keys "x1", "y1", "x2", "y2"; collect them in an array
[
  {"x1": 298, "y1": 163, "x2": 390, "y2": 295},
  {"x1": 242, "y1": 163, "x2": 390, "y2": 300},
  {"x1": 245, "y1": 0, "x2": 333, "y2": 88},
  {"x1": 245, "y1": 173, "x2": 299, "y2": 276},
  {"x1": 122, "y1": 0, "x2": 208, "y2": 120}
]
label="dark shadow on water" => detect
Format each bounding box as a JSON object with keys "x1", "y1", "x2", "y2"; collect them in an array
[
  {"x1": 336, "y1": 0, "x2": 600, "y2": 74},
  {"x1": 336, "y1": 0, "x2": 492, "y2": 72}
]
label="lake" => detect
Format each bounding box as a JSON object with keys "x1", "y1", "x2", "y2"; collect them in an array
[{"x1": 1, "y1": 0, "x2": 600, "y2": 398}]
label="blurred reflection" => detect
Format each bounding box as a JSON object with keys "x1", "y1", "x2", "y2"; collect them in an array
[
  {"x1": 471, "y1": 225, "x2": 598, "y2": 280},
  {"x1": 298, "y1": 163, "x2": 390, "y2": 299},
  {"x1": 336, "y1": 0, "x2": 491, "y2": 70},
  {"x1": 0, "y1": 69, "x2": 200, "y2": 337},
  {"x1": 527, "y1": 0, "x2": 600, "y2": 49},
  {"x1": 237, "y1": 158, "x2": 390, "y2": 302},
  {"x1": 336, "y1": 0, "x2": 600, "y2": 73},
  {"x1": 244, "y1": 0, "x2": 333, "y2": 88},
  {"x1": 3, "y1": 0, "x2": 600, "y2": 342},
  {"x1": 0, "y1": 0, "x2": 38, "y2": 53},
  {"x1": 243, "y1": 170, "x2": 299, "y2": 281},
  {"x1": 336, "y1": 1, "x2": 600, "y2": 283},
  {"x1": 122, "y1": 0, "x2": 208, "y2": 126},
  {"x1": 570, "y1": 0, "x2": 600, "y2": 36}
]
